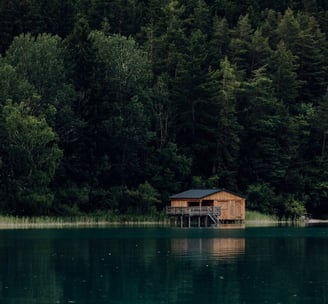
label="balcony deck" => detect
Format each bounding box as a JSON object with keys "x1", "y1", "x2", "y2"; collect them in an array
[{"x1": 166, "y1": 206, "x2": 221, "y2": 227}]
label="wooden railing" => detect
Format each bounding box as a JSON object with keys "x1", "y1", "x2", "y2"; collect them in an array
[{"x1": 166, "y1": 206, "x2": 221, "y2": 217}]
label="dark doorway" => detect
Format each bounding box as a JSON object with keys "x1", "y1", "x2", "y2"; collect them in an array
[{"x1": 188, "y1": 202, "x2": 200, "y2": 207}]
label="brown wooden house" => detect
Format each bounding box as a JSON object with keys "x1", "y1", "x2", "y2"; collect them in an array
[{"x1": 167, "y1": 189, "x2": 245, "y2": 227}]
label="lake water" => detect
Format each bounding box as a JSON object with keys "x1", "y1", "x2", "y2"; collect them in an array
[{"x1": 0, "y1": 225, "x2": 328, "y2": 304}]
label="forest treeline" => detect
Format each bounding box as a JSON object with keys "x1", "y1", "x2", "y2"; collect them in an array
[{"x1": 1, "y1": 0, "x2": 328, "y2": 218}]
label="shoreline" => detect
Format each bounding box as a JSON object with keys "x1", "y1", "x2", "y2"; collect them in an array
[
  {"x1": 0, "y1": 215, "x2": 327, "y2": 229},
  {"x1": 307, "y1": 218, "x2": 328, "y2": 223},
  {"x1": 0, "y1": 221, "x2": 169, "y2": 229}
]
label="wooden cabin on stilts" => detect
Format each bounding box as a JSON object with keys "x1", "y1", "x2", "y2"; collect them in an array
[{"x1": 166, "y1": 189, "x2": 245, "y2": 228}]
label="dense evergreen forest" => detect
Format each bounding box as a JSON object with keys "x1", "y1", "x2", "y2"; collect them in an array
[{"x1": 1, "y1": 0, "x2": 328, "y2": 218}]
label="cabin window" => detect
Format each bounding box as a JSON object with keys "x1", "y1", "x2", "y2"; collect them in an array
[
  {"x1": 202, "y1": 200, "x2": 214, "y2": 207},
  {"x1": 188, "y1": 202, "x2": 199, "y2": 207}
]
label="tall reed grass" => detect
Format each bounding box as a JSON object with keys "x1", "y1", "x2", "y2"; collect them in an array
[
  {"x1": 245, "y1": 210, "x2": 279, "y2": 222},
  {"x1": 0, "y1": 210, "x2": 289, "y2": 229},
  {"x1": 0, "y1": 213, "x2": 169, "y2": 228}
]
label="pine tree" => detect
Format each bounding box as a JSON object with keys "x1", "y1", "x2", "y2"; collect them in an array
[
  {"x1": 270, "y1": 41, "x2": 300, "y2": 106},
  {"x1": 295, "y1": 13, "x2": 328, "y2": 103},
  {"x1": 173, "y1": 28, "x2": 208, "y2": 160},
  {"x1": 276, "y1": 8, "x2": 301, "y2": 51},
  {"x1": 276, "y1": 9, "x2": 328, "y2": 105},
  {"x1": 65, "y1": 16, "x2": 95, "y2": 114},
  {"x1": 239, "y1": 67, "x2": 291, "y2": 189},
  {"x1": 261, "y1": 9, "x2": 279, "y2": 47},
  {"x1": 229, "y1": 14, "x2": 254, "y2": 76},
  {"x1": 248, "y1": 27, "x2": 273, "y2": 74},
  {"x1": 199, "y1": 57, "x2": 241, "y2": 188},
  {"x1": 186, "y1": 0, "x2": 211, "y2": 35},
  {"x1": 208, "y1": 16, "x2": 230, "y2": 69}
]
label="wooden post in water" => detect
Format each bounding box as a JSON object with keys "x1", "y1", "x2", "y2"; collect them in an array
[{"x1": 198, "y1": 217, "x2": 201, "y2": 227}]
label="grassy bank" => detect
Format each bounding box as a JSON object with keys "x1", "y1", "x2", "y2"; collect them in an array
[
  {"x1": 0, "y1": 213, "x2": 169, "y2": 229},
  {"x1": 245, "y1": 210, "x2": 279, "y2": 223},
  {"x1": 245, "y1": 210, "x2": 285, "y2": 227},
  {"x1": 0, "y1": 210, "x2": 303, "y2": 229},
  {"x1": 245, "y1": 210, "x2": 310, "y2": 227}
]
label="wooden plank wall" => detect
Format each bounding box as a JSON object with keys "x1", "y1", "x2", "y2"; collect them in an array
[{"x1": 207, "y1": 191, "x2": 245, "y2": 220}]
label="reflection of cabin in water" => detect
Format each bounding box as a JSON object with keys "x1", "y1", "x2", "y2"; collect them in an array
[
  {"x1": 171, "y1": 238, "x2": 245, "y2": 260},
  {"x1": 167, "y1": 189, "x2": 245, "y2": 227}
]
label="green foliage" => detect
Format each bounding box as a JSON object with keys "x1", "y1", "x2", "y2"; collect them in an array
[
  {"x1": 270, "y1": 41, "x2": 300, "y2": 105},
  {"x1": 0, "y1": 1, "x2": 328, "y2": 218},
  {"x1": 91, "y1": 31, "x2": 153, "y2": 186},
  {"x1": 148, "y1": 142, "x2": 192, "y2": 202},
  {"x1": 54, "y1": 185, "x2": 90, "y2": 215},
  {"x1": 125, "y1": 182, "x2": 161, "y2": 214},
  {"x1": 276, "y1": 9, "x2": 328, "y2": 104},
  {"x1": 0, "y1": 101, "x2": 62, "y2": 215},
  {"x1": 16, "y1": 192, "x2": 54, "y2": 215},
  {"x1": 5, "y1": 33, "x2": 69, "y2": 107},
  {"x1": 190, "y1": 174, "x2": 227, "y2": 189},
  {"x1": 0, "y1": 60, "x2": 36, "y2": 104},
  {"x1": 199, "y1": 56, "x2": 241, "y2": 187},
  {"x1": 239, "y1": 67, "x2": 291, "y2": 188},
  {"x1": 229, "y1": 14, "x2": 254, "y2": 75},
  {"x1": 282, "y1": 198, "x2": 306, "y2": 220},
  {"x1": 246, "y1": 182, "x2": 277, "y2": 214},
  {"x1": 3, "y1": 32, "x2": 79, "y2": 149},
  {"x1": 91, "y1": 30, "x2": 151, "y2": 98},
  {"x1": 208, "y1": 16, "x2": 230, "y2": 69}
]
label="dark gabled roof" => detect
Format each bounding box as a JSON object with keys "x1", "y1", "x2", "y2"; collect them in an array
[{"x1": 170, "y1": 188, "x2": 245, "y2": 199}]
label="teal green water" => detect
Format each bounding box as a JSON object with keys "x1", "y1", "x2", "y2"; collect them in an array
[{"x1": 0, "y1": 226, "x2": 328, "y2": 304}]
